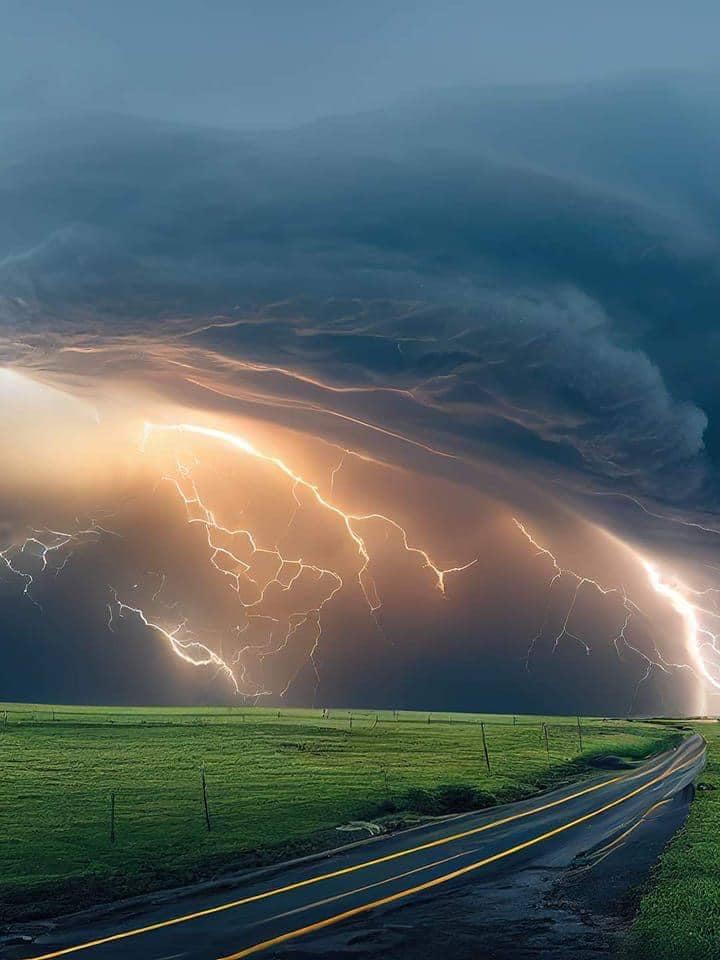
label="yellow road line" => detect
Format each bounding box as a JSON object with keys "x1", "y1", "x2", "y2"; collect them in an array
[
  {"x1": 577, "y1": 797, "x2": 673, "y2": 872},
  {"x1": 255, "y1": 842, "x2": 487, "y2": 928},
  {"x1": 250, "y1": 752, "x2": 698, "y2": 929},
  {"x1": 219, "y1": 743, "x2": 701, "y2": 959},
  {"x1": 22, "y1": 743, "x2": 697, "y2": 960}
]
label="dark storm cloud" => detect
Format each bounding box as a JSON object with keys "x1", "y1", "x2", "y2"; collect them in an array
[
  {"x1": 2, "y1": 76, "x2": 720, "y2": 713},
  {"x1": 2, "y1": 76, "x2": 718, "y2": 513}
]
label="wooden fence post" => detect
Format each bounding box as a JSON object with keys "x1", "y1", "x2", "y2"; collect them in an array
[
  {"x1": 542, "y1": 722, "x2": 551, "y2": 766},
  {"x1": 201, "y1": 767, "x2": 212, "y2": 832},
  {"x1": 576, "y1": 716, "x2": 584, "y2": 753},
  {"x1": 110, "y1": 792, "x2": 116, "y2": 843},
  {"x1": 480, "y1": 721, "x2": 491, "y2": 772}
]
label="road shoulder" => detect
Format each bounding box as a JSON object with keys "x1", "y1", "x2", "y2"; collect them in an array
[{"x1": 622, "y1": 722, "x2": 720, "y2": 960}]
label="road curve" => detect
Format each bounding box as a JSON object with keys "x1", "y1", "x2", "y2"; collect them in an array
[{"x1": 9, "y1": 733, "x2": 705, "y2": 960}]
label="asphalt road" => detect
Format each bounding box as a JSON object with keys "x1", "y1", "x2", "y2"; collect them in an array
[{"x1": 8, "y1": 733, "x2": 705, "y2": 960}]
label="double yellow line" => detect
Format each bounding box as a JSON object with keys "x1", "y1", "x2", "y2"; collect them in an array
[
  {"x1": 220, "y1": 740, "x2": 703, "y2": 959},
  {"x1": 23, "y1": 741, "x2": 701, "y2": 960}
]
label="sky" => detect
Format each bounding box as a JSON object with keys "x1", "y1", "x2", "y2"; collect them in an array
[
  {"x1": 1, "y1": 3, "x2": 720, "y2": 716},
  {"x1": 1, "y1": 1, "x2": 719, "y2": 125}
]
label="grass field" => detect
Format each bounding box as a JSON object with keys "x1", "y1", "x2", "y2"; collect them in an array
[
  {"x1": 0, "y1": 703, "x2": 679, "y2": 923},
  {"x1": 624, "y1": 721, "x2": 720, "y2": 960}
]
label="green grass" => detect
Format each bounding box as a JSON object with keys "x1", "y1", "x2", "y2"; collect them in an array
[
  {"x1": 0, "y1": 703, "x2": 677, "y2": 923},
  {"x1": 624, "y1": 722, "x2": 720, "y2": 960}
]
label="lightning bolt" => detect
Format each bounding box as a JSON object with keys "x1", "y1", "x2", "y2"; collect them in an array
[
  {"x1": 512, "y1": 519, "x2": 650, "y2": 669},
  {"x1": 0, "y1": 520, "x2": 119, "y2": 609},
  {"x1": 107, "y1": 588, "x2": 241, "y2": 694},
  {"x1": 100, "y1": 420, "x2": 478, "y2": 698},
  {"x1": 514, "y1": 517, "x2": 720, "y2": 712},
  {"x1": 143, "y1": 422, "x2": 475, "y2": 603},
  {"x1": 640, "y1": 560, "x2": 720, "y2": 700}
]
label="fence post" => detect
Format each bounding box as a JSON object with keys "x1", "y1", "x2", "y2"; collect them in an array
[
  {"x1": 576, "y1": 716, "x2": 584, "y2": 753},
  {"x1": 480, "y1": 721, "x2": 491, "y2": 772},
  {"x1": 201, "y1": 767, "x2": 212, "y2": 832},
  {"x1": 110, "y1": 792, "x2": 116, "y2": 844},
  {"x1": 542, "y1": 723, "x2": 551, "y2": 766}
]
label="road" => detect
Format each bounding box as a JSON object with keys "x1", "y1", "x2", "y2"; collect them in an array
[{"x1": 8, "y1": 733, "x2": 705, "y2": 960}]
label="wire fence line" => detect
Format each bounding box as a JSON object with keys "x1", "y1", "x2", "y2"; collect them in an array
[
  {"x1": 0, "y1": 704, "x2": 624, "y2": 728},
  {"x1": 0, "y1": 709, "x2": 662, "y2": 850}
]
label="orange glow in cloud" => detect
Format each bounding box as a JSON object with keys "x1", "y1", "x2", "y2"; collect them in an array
[{"x1": 0, "y1": 345, "x2": 713, "y2": 712}]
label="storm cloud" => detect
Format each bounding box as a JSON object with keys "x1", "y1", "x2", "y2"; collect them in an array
[
  {"x1": 3, "y1": 78, "x2": 719, "y2": 499},
  {"x1": 3, "y1": 73, "x2": 720, "y2": 714}
]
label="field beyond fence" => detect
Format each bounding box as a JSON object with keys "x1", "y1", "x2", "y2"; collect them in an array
[{"x1": 0, "y1": 703, "x2": 681, "y2": 923}]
